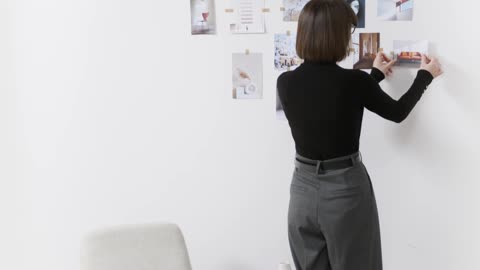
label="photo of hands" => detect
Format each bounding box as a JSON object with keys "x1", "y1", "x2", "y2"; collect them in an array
[{"x1": 232, "y1": 53, "x2": 263, "y2": 99}]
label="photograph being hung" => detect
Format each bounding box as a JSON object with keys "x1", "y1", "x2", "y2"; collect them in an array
[
  {"x1": 378, "y1": 0, "x2": 414, "y2": 21},
  {"x1": 393, "y1": 40, "x2": 428, "y2": 67},
  {"x1": 274, "y1": 33, "x2": 302, "y2": 71},
  {"x1": 232, "y1": 53, "x2": 263, "y2": 99},
  {"x1": 190, "y1": 0, "x2": 217, "y2": 35},
  {"x1": 353, "y1": 33, "x2": 380, "y2": 70},
  {"x1": 229, "y1": 0, "x2": 266, "y2": 34}
]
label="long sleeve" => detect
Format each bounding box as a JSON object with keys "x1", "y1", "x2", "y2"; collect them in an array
[
  {"x1": 370, "y1": 67, "x2": 385, "y2": 83},
  {"x1": 360, "y1": 69, "x2": 434, "y2": 123},
  {"x1": 276, "y1": 72, "x2": 289, "y2": 111}
]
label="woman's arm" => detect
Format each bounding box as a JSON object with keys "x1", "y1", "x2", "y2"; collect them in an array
[
  {"x1": 369, "y1": 52, "x2": 395, "y2": 82},
  {"x1": 276, "y1": 72, "x2": 290, "y2": 112},
  {"x1": 360, "y1": 69, "x2": 434, "y2": 123},
  {"x1": 361, "y1": 53, "x2": 442, "y2": 123},
  {"x1": 370, "y1": 67, "x2": 385, "y2": 83}
]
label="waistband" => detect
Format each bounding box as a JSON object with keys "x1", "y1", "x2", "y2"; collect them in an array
[
  {"x1": 294, "y1": 151, "x2": 363, "y2": 174},
  {"x1": 295, "y1": 151, "x2": 362, "y2": 164}
]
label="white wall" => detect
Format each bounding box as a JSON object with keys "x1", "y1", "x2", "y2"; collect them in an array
[
  {"x1": 1, "y1": 0, "x2": 479, "y2": 270},
  {"x1": 0, "y1": 2, "x2": 20, "y2": 268}
]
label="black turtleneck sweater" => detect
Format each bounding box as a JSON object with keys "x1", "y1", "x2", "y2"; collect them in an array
[{"x1": 276, "y1": 60, "x2": 434, "y2": 160}]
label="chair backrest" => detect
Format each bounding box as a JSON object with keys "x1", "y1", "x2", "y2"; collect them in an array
[{"x1": 80, "y1": 223, "x2": 192, "y2": 270}]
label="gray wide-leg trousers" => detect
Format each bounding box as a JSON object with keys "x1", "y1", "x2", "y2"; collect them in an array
[{"x1": 288, "y1": 152, "x2": 382, "y2": 270}]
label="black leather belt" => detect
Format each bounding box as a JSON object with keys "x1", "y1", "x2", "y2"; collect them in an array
[{"x1": 294, "y1": 152, "x2": 362, "y2": 175}]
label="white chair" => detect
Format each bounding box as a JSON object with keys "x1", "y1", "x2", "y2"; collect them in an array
[{"x1": 80, "y1": 223, "x2": 192, "y2": 270}]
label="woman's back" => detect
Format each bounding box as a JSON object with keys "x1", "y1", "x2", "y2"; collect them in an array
[
  {"x1": 277, "y1": 60, "x2": 434, "y2": 160},
  {"x1": 283, "y1": 1, "x2": 442, "y2": 270}
]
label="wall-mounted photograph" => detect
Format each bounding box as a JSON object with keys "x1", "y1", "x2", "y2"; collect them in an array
[
  {"x1": 274, "y1": 33, "x2": 302, "y2": 71},
  {"x1": 232, "y1": 53, "x2": 263, "y2": 99},
  {"x1": 229, "y1": 0, "x2": 266, "y2": 34},
  {"x1": 378, "y1": 0, "x2": 414, "y2": 21},
  {"x1": 393, "y1": 40, "x2": 428, "y2": 66},
  {"x1": 283, "y1": 0, "x2": 365, "y2": 28},
  {"x1": 190, "y1": 0, "x2": 217, "y2": 35},
  {"x1": 347, "y1": 0, "x2": 365, "y2": 28},
  {"x1": 282, "y1": 0, "x2": 309, "y2": 21},
  {"x1": 353, "y1": 32, "x2": 380, "y2": 69}
]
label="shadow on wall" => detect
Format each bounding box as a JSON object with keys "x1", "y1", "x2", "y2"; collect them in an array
[
  {"x1": 384, "y1": 43, "x2": 480, "y2": 183},
  {"x1": 440, "y1": 60, "x2": 480, "y2": 125},
  {"x1": 374, "y1": 49, "x2": 479, "y2": 270},
  {"x1": 219, "y1": 261, "x2": 252, "y2": 270}
]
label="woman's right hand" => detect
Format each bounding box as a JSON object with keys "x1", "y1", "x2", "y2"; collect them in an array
[
  {"x1": 420, "y1": 54, "x2": 443, "y2": 78},
  {"x1": 373, "y1": 52, "x2": 396, "y2": 77}
]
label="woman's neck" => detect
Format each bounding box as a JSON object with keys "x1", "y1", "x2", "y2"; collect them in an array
[{"x1": 302, "y1": 59, "x2": 338, "y2": 66}]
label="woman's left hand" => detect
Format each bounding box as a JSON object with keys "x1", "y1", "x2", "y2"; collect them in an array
[{"x1": 373, "y1": 52, "x2": 396, "y2": 77}]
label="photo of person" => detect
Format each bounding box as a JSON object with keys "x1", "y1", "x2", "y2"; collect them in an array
[
  {"x1": 378, "y1": 0, "x2": 414, "y2": 21},
  {"x1": 274, "y1": 33, "x2": 302, "y2": 71},
  {"x1": 346, "y1": 0, "x2": 365, "y2": 28},
  {"x1": 229, "y1": 0, "x2": 266, "y2": 34},
  {"x1": 283, "y1": 0, "x2": 364, "y2": 27},
  {"x1": 190, "y1": 0, "x2": 217, "y2": 35},
  {"x1": 232, "y1": 53, "x2": 263, "y2": 99},
  {"x1": 393, "y1": 40, "x2": 428, "y2": 66},
  {"x1": 353, "y1": 33, "x2": 380, "y2": 69}
]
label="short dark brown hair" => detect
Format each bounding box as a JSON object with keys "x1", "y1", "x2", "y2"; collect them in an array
[{"x1": 296, "y1": 0, "x2": 358, "y2": 63}]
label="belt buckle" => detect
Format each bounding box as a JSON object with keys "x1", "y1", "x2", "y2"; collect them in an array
[{"x1": 315, "y1": 160, "x2": 325, "y2": 175}]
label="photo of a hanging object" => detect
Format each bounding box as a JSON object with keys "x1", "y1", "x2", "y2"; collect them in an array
[
  {"x1": 190, "y1": 0, "x2": 217, "y2": 35},
  {"x1": 232, "y1": 52, "x2": 263, "y2": 99}
]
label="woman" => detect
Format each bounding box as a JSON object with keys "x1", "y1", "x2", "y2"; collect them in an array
[{"x1": 276, "y1": 1, "x2": 442, "y2": 270}]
